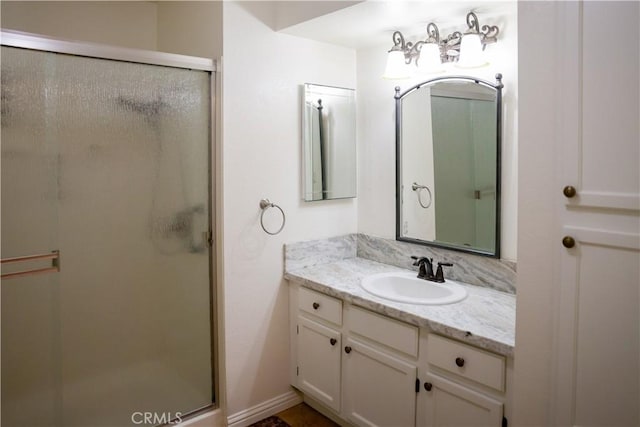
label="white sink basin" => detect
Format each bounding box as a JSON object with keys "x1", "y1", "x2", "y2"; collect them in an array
[{"x1": 361, "y1": 272, "x2": 468, "y2": 305}]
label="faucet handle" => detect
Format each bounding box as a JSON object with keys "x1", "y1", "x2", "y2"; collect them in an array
[{"x1": 434, "y1": 262, "x2": 453, "y2": 283}]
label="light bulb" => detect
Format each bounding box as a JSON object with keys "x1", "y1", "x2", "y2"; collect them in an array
[
  {"x1": 383, "y1": 50, "x2": 410, "y2": 79},
  {"x1": 416, "y1": 43, "x2": 443, "y2": 74},
  {"x1": 457, "y1": 34, "x2": 488, "y2": 68}
]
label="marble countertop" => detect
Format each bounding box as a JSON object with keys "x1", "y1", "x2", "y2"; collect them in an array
[{"x1": 285, "y1": 257, "x2": 516, "y2": 357}]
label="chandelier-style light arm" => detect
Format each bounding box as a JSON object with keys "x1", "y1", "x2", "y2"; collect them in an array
[
  {"x1": 425, "y1": 23, "x2": 440, "y2": 44},
  {"x1": 406, "y1": 40, "x2": 426, "y2": 63},
  {"x1": 466, "y1": 11, "x2": 481, "y2": 34},
  {"x1": 389, "y1": 31, "x2": 407, "y2": 52},
  {"x1": 389, "y1": 31, "x2": 421, "y2": 65},
  {"x1": 465, "y1": 11, "x2": 500, "y2": 46},
  {"x1": 481, "y1": 24, "x2": 500, "y2": 45}
]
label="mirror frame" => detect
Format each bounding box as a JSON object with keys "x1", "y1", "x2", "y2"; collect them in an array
[{"x1": 395, "y1": 74, "x2": 503, "y2": 258}]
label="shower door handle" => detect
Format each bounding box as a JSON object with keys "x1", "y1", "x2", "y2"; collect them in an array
[
  {"x1": 1, "y1": 251, "x2": 60, "y2": 280},
  {"x1": 202, "y1": 231, "x2": 213, "y2": 248}
]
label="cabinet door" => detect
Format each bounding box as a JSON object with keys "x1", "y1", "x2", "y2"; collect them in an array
[
  {"x1": 343, "y1": 338, "x2": 417, "y2": 427},
  {"x1": 423, "y1": 373, "x2": 502, "y2": 427},
  {"x1": 297, "y1": 316, "x2": 342, "y2": 412},
  {"x1": 516, "y1": 1, "x2": 640, "y2": 424},
  {"x1": 552, "y1": 2, "x2": 640, "y2": 426}
]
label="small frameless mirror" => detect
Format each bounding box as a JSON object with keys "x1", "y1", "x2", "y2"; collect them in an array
[
  {"x1": 302, "y1": 83, "x2": 356, "y2": 201},
  {"x1": 396, "y1": 75, "x2": 503, "y2": 257}
]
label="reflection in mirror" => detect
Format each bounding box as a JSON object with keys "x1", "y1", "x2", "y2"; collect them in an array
[
  {"x1": 396, "y1": 75, "x2": 503, "y2": 257},
  {"x1": 303, "y1": 84, "x2": 356, "y2": 201}
]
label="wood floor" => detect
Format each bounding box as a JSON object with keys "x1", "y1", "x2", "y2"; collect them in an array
[{"x1": 275, "y1": 403, "x2": 340, "y2": 427}]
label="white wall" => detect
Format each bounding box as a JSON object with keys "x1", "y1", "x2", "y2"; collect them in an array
[
  {"x1": 356, "y1": 2, "x2": 518, "y2": 261},
  {"x1": 512, "y1": 2, "x2": 557, "y2": 423},
  {"x1": 157, "y1": 1, "x2": 222, "y2": 60},
  {"x1": 0, "y1": 1, "x2": 158, "y2": 50},
  {"x1": 0, "y1": 1, "x2": 222, "y2": 60},
  {"x1": 221, "y1": 1, "x2": 357, "y2": 416},
  {"x1": 274, "y1": 1, "x2": 362, "y2": 31}
]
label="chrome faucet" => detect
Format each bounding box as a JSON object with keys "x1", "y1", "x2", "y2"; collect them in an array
[{"x1": 411, "y1": 256, "x2": 454, "y2": 283}]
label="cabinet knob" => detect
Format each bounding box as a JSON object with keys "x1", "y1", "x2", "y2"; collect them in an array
[
  {"x1": 312, "y1": 302, "x2": 320, "y2": 310},
  {"x1": 562, "y1": 236, "x2": 576, "y2": 248},
  {"x1": 563, "y1": 185, "x2": 577, "y2": 198},
  {"x1": 424, "y1": 382, "x2": 432, "y2": 392},
  {"x1": 329, "y1": 338, "x2": 337, "y2": 346},
  {"x1": 344, "y1": 346, "x2": 352, "y2": 354},
  {"x1": 455, "y1": 357, "x2": 465, "y2": 367}
]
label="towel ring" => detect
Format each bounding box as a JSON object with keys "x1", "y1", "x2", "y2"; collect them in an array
[
  {"x1": 259, "y1": 199, "x2": 285, "y2": 235},
  {"x1": 411, "y1": 182, "x2": 432, "y2": 209}
]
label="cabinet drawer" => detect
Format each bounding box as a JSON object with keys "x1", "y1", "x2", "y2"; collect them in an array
[
  {"x1": 299, "y1": 287, "x2": 342, "y2": 325},
  {"x1": 348, "y1": 305, "x2": 418, "y2": 357},
  {"x1": 427, "y1": 334, "x2": 505, "y2": 392}
]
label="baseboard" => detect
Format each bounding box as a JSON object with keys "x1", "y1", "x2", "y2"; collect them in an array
[
  {"x1": 178, "y1": 408, "x2": 225, "y2": 427},
  {"x1": 227, "y1": 390, "x2": 302, "y2": 427}
]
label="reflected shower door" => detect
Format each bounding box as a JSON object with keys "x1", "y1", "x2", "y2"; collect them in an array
[{"x1": 1, "y1": 46, "x2": 213, "y2": 426}]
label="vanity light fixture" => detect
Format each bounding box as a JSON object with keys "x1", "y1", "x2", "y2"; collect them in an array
[{"x1": 383, "y1": 11, "x2": 500, "y2": 79}]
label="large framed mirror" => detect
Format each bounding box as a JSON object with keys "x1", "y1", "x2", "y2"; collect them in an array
[
  {"x1": 302, "y1": 83, "x2": 356, "y2": 201},
  {"x1": 395, "y1": 74, "x2": 503, "y2": 257}
]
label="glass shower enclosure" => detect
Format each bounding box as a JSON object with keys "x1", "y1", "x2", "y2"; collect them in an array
[{"x1": 1, "y1": 33, "x2": 215, "y2": 426}]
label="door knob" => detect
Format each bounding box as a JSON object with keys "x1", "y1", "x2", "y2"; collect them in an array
[
  {"x1": 424, "y1": 382, "x2": 432, "y2": 391},
  {"x1": 312, "y1": 302, "x2": 320, "y2": 310},
  {"x1": 455, "y1": 357, "x2": 465, "y2": 367},
  {"x1": 562, "y1": 236, "x2": 576, "y2": 248},
  {"x1": 344, "y1": 346, "x2": 352, "y2": 354},
  {"x1": 329, "y1": 338, "x2": 337, "y2": 346},
  {"x1": 563, "y1": 185, "x2": 577, "y2": 198}
]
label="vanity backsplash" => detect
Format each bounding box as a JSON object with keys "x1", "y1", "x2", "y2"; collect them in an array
[{"x1": 285, "y1": 234, "x2": 516, "y2": 294}]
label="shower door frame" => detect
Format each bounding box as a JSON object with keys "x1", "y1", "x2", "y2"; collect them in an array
[{"x1": 1, "y1": 29, "x2": 220, "y2": 422}]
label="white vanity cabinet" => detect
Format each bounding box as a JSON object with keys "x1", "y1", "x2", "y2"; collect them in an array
[
  {"x1": 289, "y1": 283, "x2": 513, "y2": 427},
  {"x1": 295, "y1": 287, "x2": 343, "y2": 412},
  {"x1": 291, "y1": 285, "x2": 420, "y2": 426},
  {"x1": 342, "y1": 337, "x2": 417, "y2": 427},
  {"x1": 342, "y1": 305, "x2": 419, "y2": 427},
  {"x1": 418, "y1": 334, "x2": 508, "y2": 427},
  {"x1": 422, "y1": 373, "x2": 503, "y2": 426},
  {"x1": 297, "y1": 316, "x2": 342, "y2": 412}
]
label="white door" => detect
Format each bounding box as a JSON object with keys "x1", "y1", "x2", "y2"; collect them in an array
[
  {"x1": 343, "y1": 337, "x2": 417, "y2": 427},
  {"x1": 553, "y1": 1, "x2": 640, "y2": 426},
  {"x1": 297, "y1": 316, "x2": 342, "y2": 412}
]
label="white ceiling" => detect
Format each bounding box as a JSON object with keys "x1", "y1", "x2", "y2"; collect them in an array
[{"x1": 279, "y1": 0, "x2": 516, "y2": 49}]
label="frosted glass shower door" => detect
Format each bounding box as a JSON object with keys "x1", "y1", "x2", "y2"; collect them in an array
[
  {"x1": 1, "y1": 46, "x2": 213, "y2": 426},
  {"x1": 1, "y1": 46, "x2": 62, "y2": 427}
]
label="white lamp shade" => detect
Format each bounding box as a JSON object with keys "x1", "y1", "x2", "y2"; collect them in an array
[
  {"x1": 417, "y1": 43, "x2": 443, "y2": 74},
  {"x1": 457, "y1": 34, "x2": 488, "y2": 68},
  {"x1": 383, "y1": 50, "x2": 410, "y2": 79}
]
